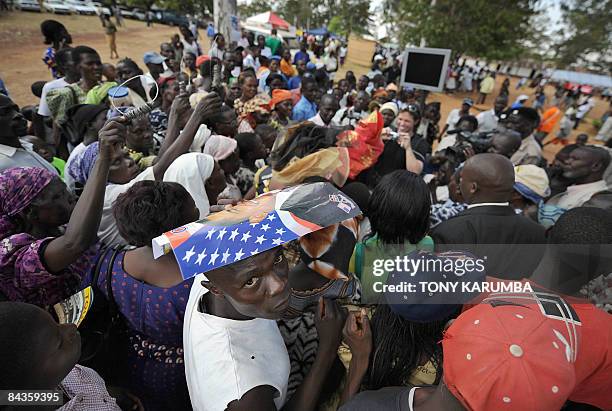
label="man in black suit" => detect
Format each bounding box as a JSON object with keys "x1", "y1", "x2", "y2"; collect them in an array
[{"x1": 432, "y1": 153, "x2": 546, "y2": 279}]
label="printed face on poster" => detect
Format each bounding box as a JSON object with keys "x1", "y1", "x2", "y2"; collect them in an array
[{"x1": 400, "y1": 47, "x2": 452, "y2": 92}]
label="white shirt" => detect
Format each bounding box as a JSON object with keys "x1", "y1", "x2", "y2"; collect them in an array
[
  {"x1": 445, "y1": 108, "x2": 463, "y2": 131},
  {"x1": 546, "y1": 180, "x2": 608, "y2": 210},
  {"x1": 39, "y1": 77, "x2": 69, "y2": 117},
  {"x1": 324, "y1": 55, "x2": 338, "y2": 72},
  {"x1": 184, "y1": 275, "x2": 290, "y2": 411},
  {"x1": 367, "y1": 69, "x2": 382, "y2": 79},
  {"x1": 576, "y1": 102, "x2": 593, "y2": 119},
  {"x1": 208, "y1": 44, "x2": 224, "y2": 60},
  {"x1": 435, "y1": 135, "x2": 457, "y2": 153},
  {"x1": 476, "y1": 109, "x2": 499, "y2": 133},
  {"x1": 260, "y1": 47, "x2": 272, "y2": 59},
  {"x1": 308, "y1": 113, "x2": 339, "y2": 128},
  {"x1": 510, "y1": 135, "x2": 542, "y2": 166},
  {"x1": 0, "y1": 142, "x2": 58, "y2": 175},
  {"x1": 332, "y1": 107, "x2": 367, "y2": 127},
  {"x1": 182, "y1": 39, "x2": 201, "y2": 57},
  {"x1": 97, "y1": 167, "x2": 155, "y2": 247},
  {"x1": 243, "y1": 54, "x2": 259, "y2": 71},
  {"x1": 64, "y1": 143, "x2": 88, "y2": 192},
  {"x1": 237, "y1": 37, "x2": 250, "y2": 48}
]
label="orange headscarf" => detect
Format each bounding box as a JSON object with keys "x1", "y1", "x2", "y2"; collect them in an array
[
  {"x1": 270, "y1": 89, "x2": 293, "y2": 109},
  {"x1": 280, "y1": 59, "x2": 298, "y2": 78}
]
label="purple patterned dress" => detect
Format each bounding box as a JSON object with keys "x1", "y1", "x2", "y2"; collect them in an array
[
  {"x1": 0, "y1": 234, "x2": 101, "y2": 307},
  {"x1": 89, "y1": 249, "x2": 194, "y2": 411}
]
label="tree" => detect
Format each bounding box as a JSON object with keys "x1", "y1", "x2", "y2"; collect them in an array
[
  {"x1": 277, "y1": 0, "x2": 327, "y2": 29},
  {"x1": 327, "y1": 0, "x2": 372, "y2": 37},
  {"x1": 554, "y1": 0, "x2": 612, "y2": 72},
  {"x1": 237, "y1": 0, "x2": 274, "y2": 18},
  {"x1": 382, "y1": 0, "x2": 542, "y2": 61},
  {"x1": 236, "y1": 0, "x2": 372, "y2": 34},
  {"x1": 125, "y1": 0, "x2": 156, "y2": 12}
]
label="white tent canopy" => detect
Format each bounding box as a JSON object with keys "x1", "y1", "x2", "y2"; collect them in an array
[{"x1": 550, "y1": 70, "x2": 612, "y2": 88}]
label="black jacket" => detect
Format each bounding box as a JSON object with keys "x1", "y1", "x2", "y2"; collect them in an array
[{"x1": 431, "y1": 205, "x2": 546, "y2": 280}]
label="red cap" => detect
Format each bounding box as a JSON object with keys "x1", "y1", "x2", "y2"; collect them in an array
[
  {"x1": 196, "y1": 55, "x2": 211, "y2": 68},
  {"x1": 442, "y1": 303, "x2": 576, "y2": 411}
]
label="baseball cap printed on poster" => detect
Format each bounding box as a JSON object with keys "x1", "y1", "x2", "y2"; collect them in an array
[
  {"x1": 384, "y1": 250, "x2": 486, "y2": 322},
  {"x1": 152, "y1": 183, "x2": 361, "y2": 280}
]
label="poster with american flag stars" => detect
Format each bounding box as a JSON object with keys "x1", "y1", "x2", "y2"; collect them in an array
[{"x1": 152, "y1": 183, "x2": 362, "y2": 280}]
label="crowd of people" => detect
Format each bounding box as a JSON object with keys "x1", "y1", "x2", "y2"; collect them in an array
[{"x1": 0, "y1": 17, "x2": 611, "y2": 411}]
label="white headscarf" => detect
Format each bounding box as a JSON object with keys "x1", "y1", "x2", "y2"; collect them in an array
[{"x1": 163, "y1": 153, "x2": 215, "y2": 219}]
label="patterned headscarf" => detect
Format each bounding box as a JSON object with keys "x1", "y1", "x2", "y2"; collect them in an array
[
  {"x1": 0, "y1": 167, "x2": 56, "y2": 237},
  {"x1": 67, "y1": 142, "x2": 99, "y2": 185},
  {"x1": 234, "y1": 95, "x2": 271, "y2": 119}
]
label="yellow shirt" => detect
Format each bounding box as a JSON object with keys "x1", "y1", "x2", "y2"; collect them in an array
[{"x1": 480, "y1": 76, "x2": 495, "y2": 94}]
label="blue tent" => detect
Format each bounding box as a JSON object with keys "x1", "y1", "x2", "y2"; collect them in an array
[
  {"x1": 551, "y1": 70, "x2": 612, "y2": 89},
  {"x1": 307, "y1": 27, "x2": 329, "y2": 36}
]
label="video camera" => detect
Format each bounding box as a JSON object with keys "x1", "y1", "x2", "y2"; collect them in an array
[
  {"x1": 443, "y1": 129, "x2": 494, "y2": 164},
  {"x1": 340, "y1": 109, "x2": 364, "y2": 123}
]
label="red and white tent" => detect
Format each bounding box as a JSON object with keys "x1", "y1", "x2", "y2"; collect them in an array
[{"x1": 245, "y1": 11, "x2": 290, "y2": 30}]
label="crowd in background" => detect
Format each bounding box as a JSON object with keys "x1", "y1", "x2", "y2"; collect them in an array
[{"x1": 0, "y1": 17, "x2": 611, "y2": 411}]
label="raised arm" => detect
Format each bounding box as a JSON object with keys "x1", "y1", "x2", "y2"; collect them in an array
[
  {"x1": 399, "y1": 133, "x2": 424, "y2": 175},
  {"x1": 153, "y1": 92, "x2": 222, "y2": 180},
  {"x1": 44, "y1": 119, "x2": 126, "y2": 272}
]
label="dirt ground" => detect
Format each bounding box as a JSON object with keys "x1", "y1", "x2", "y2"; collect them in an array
[
  {"x1": 1, "y1": 11, "x2": 609, "y2": 162},
  {"x1": 0, "y1": 11, "x2": 180, "y2": 104}
]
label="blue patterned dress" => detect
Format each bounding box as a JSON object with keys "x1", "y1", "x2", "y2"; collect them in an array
[{"x1": 90, "y1": 249, "x2": 194, "y2": 411}]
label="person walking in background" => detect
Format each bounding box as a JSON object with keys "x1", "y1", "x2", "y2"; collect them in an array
[
  {"x1": 516, "y1": 76, "x2": 527, "y2": 89},
  {"x1": 206, "y1": 22, "x2": 215, "y2": 37},
  {"x1": 146, "y1": 10, "x2": 153, "y2": 28},
  {"x1": 535, "y1": 104, "x2": 562, "y2": 144},
  {"x1": 574, "y1": 96, "x2": 595, "y2": 129},
  {"x1": 500, "y1": 76, "x2": 510, "y2": 97},
  {"x1": 461, "y1": 67, "x2": 473, "y2": 93},
  {"x1": 445, "y1": 65, "x2": 457, "y2": 94},
  {"x1": 478, "y1": 71, "x2": 495, "y2": 104},
  {"x1": 103, "y1": 15, "x2": 119, "y2": 60},
  {"x1": 339, "y1": 43, "x2": 348, "y2": 67},
  {"x1": 534, "y1": 86, "x2": 546, "y2": 113}
]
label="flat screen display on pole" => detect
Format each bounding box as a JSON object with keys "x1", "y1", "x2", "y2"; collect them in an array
[{"x1": 400, "y1": 47, "x2": 451, "y2": 92}]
